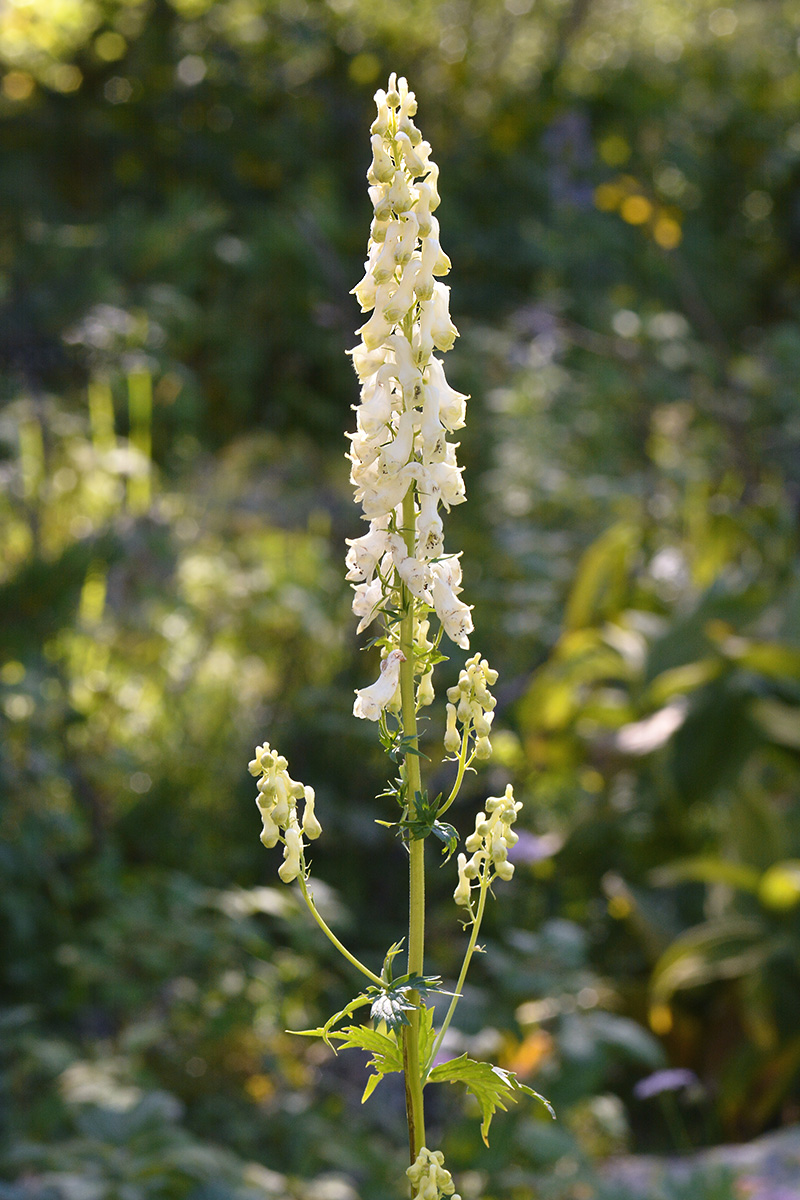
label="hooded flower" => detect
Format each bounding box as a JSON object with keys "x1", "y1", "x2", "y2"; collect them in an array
[{"x1": 353, "y1": 648, "x2": 406, "y2": 720}]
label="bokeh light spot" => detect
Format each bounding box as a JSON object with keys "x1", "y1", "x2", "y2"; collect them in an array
[
  {"x1": 653, "y1": 215, "x2": 682, "y2": 248},
  {"x1": 348, "y1": 52, "x2": 380, "y2": 84},
  {"x1": 620, "y1": 194, "x2": 653, "y2": 225},
  {"x1": 2, "y1": 69, "x2": 34, "y2": 100},
  {"x1": 95, "y1": 31, "x2": 127, "y2": 62}
]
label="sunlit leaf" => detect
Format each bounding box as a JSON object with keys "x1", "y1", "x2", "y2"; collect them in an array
[{"x1": 428, "y1": 1054, "x2": 554, "y2": 1144}]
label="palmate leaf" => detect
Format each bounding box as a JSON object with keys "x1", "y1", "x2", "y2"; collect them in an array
[
  {"x1": 338, "y1": 1024, "x2": 404, "y2": 1105},
  {"x1": 370, "y1": 988, "x2": 416, "y2": 1030},
  {"x1": 428, "y1": 1054, "x2": 555, "y2": 1145}
]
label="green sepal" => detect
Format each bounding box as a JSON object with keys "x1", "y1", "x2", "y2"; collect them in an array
[{"x1": 428, "y1": 1054, "x2": 555, "y2": 1145}]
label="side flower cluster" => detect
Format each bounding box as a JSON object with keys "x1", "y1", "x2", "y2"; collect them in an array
[
  {"x1": 454, "y1": 784, "x2": 522, "y2": 908},
  {"x1": 407, "y1": 1148, "x2": 461, "y2": 1200},
  {"x1": 248, "y1": 742, "x2": 321, "y2": 883},
  {"x1": 347, "y1": 73, "x2": 473, "y2": 721},
  {"x1": 444, "y1": 653, "x2": 498, "y2": 761}
]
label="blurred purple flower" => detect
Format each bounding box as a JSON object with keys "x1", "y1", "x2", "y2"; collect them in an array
[
  {"x1": 738, "y1": 1183, "x2": 800, "y2": 1200},
  {"x1": 633, "y1": 1068, "x2": 700, "y2": 1100}
]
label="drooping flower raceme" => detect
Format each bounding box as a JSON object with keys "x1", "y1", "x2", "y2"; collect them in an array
[
  {"x1": 247, "y1": 742, "x2": 320, "y2": 883},
  {"x1": 347, "y1": 73, "x2": 474, "y2": 722},
  {"x1": 454, "y1": 783, "x2": 522, "y2": 909}
]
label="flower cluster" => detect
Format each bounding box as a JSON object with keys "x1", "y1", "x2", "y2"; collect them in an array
[
  {"x1": 454, "y1": 784, "x2": 522, "y2": 908},
  {"x1": 407, "y1": 1148, "x2": 461, "y2": 1200},
  {"x1": 347, "y1": 73, "x2": 473, "y2": 721},
  {"x1": 444, "y1": 653, "x2": 498, "y2": 760},
  {"x1": 247, "y1": 742, "x2": 321, "y2": 883}
]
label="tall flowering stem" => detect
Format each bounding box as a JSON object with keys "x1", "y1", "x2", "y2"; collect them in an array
[{"x1": 247, "y1": 74, "x2": 552, "y2": 1199}]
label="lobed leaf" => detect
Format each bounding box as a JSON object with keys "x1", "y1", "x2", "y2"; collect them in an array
[{"x1": 428, "y1": 1054, "x2": 555, "y2": 1145}]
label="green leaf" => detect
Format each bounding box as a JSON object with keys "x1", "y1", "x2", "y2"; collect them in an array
[
  {"x1": 563, "y1": 521, "x2": 639, "y2": 632},
  {"x1": 650, "y1": 917, "x2": 771, "y2": 1007},
  {"x1": 291, "y1": 991, "x2": 372, "y2": 1048},
  {"x1": 431, "y1": 820, "x2": 459, "y2": 860},
  {"x1": 311, "y1": 1023, "x2": 403, "y2": 1069},
  {"x1": 366, "y1": 974, "x2": 444, "y2": 1031},
  {"x1": 650, "y1": 857, "x2": 761, "y2": 893},
  {"x1": 381, "y1": 940, "x2": 406, "y2": 984},
  {"x1": 370, "y1": 989, "x2": 415, "y2": 1031},
  {"x1": 361, "y1": 1071, "x2": 382, "y2": 1103},
  {"x1": 428, "y1": 1054, "x2": 555, "y2": 1145},
  {"x1": 329, "y1": 1024, "x2": 404, "y2": 1103}
]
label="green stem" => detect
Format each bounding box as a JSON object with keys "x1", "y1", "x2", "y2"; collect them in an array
[
  {"x1": 400, "y1": 484, "x2": 427, "y2": 1163},
  {"x1": 298, "y1": 875, "x2": 384, "y2": 988},
  {"x1": 438, "y1": 726, "x2": 473, "y2": 817},
  {"x1": 424, "y1": 863, "x2": 490, "y2": 1079}
]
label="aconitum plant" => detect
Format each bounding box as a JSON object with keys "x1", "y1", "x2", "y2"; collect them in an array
[{"x1": 248, "y1": 75, "x2": 552, "y2": 1197}]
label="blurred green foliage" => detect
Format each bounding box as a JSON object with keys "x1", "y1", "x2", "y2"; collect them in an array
[{"x1": 2, "y1": 0, "x2": 800, "y2": 1197}]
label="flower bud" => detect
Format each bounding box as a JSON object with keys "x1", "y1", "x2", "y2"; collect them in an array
[
  {"x1": 278, "y1": 841, "x2": 303, "y2": 884},
  {"x1": 444, "y1": 702, "x2": 460, "y2": 754},
  {"x1": 371, "y1": 89, "x2": 390, "y2": 135},
  {"x1": 417, "y1": 670, "x2": 434, "y2": 708},
  {"x1": 302, "y1": 786, "x2": 322, "y2": 840},
  {"x1": 474, "y1": 735, "x2": 492, "y2": 760},
  {"x1": 453, "y1": 853, "x2": 471, "y2": 907},
  {"x1": 368, "y1": 134, "x2": 395, "y2": 184},
  {"x1": 259, "y1": 810, "x2": 281, "y2": 849}
]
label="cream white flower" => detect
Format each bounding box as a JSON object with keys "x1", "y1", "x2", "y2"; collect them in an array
[
  {"x1": 302, "y1": 786, "x2": 322, "y2": 840},
  {"x1": 353, "y1": 648, "x2": 406, "y2": 720},
  {"x1": 352, "y1": 576, "x2": 385, "y2": 632},
  {"x1": 407, "y1": 1148, "x2": 460, "y2": 1200},
  {"x1": 430, "y1": 565, "x2": 473, "y2": 650},
  {"x1": 462, "y1": 783, "x2": 522, "y2": 893},
  {"x1": 345, "y1": 522, "x2": 390, "y2": 582},
  {"x1": 278, "y1": 820, "x2": 304, "y2": 883},
  {"x1": 249, "y1": 742, "x2": 321, "y2": 879}
]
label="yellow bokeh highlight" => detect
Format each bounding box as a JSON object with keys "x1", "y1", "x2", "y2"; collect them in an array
[
  {"x1": 2, "y1": 69, "x2": 34, "y2": 99},
  {"x1": 580, "y1": 767, "x2": 604, "y2": 793},
  {"x1": 653, "y1": 214, "x2": 682, "y2": 248},
  {"x1": 599, "y1": 133, "x2": 631, "y2": 166},
  {"x1": 94, "y1": 30, "x2": 126, "y2": 62},
  {"x1": 349, "y1": 52, "x2": 381, "y2": 85},
  {"x1": 504, "y1": 1029, "x2": 554, "y2": 1078},
  {"x1": 594, "y1": 182, "x2": 622, "y2": 211},
  {"x1": 244, "y1": 1073, "x2": 274, "y2": 1102},
  {"x1": 649, "y1": 1004, "x2": 673, "y2": 1035},
  {"x1": 607, "y1": 894, "x2": 632, "y2": 919},
  {"x1": 47, "y1": 62, "x2": 82, "y2": 92},
  {"x1": 759, "y1": 861, "x2": 800, "y2": 910},
  {"x1": 0, "y1": 661, "x2": 26, "y2": 685},
  {"x1": 620, "y1": 194, "x2": 653, "y2": 225},
  {"x1": 79, "y1": 565, "x2": 107, "y2": 627}
]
